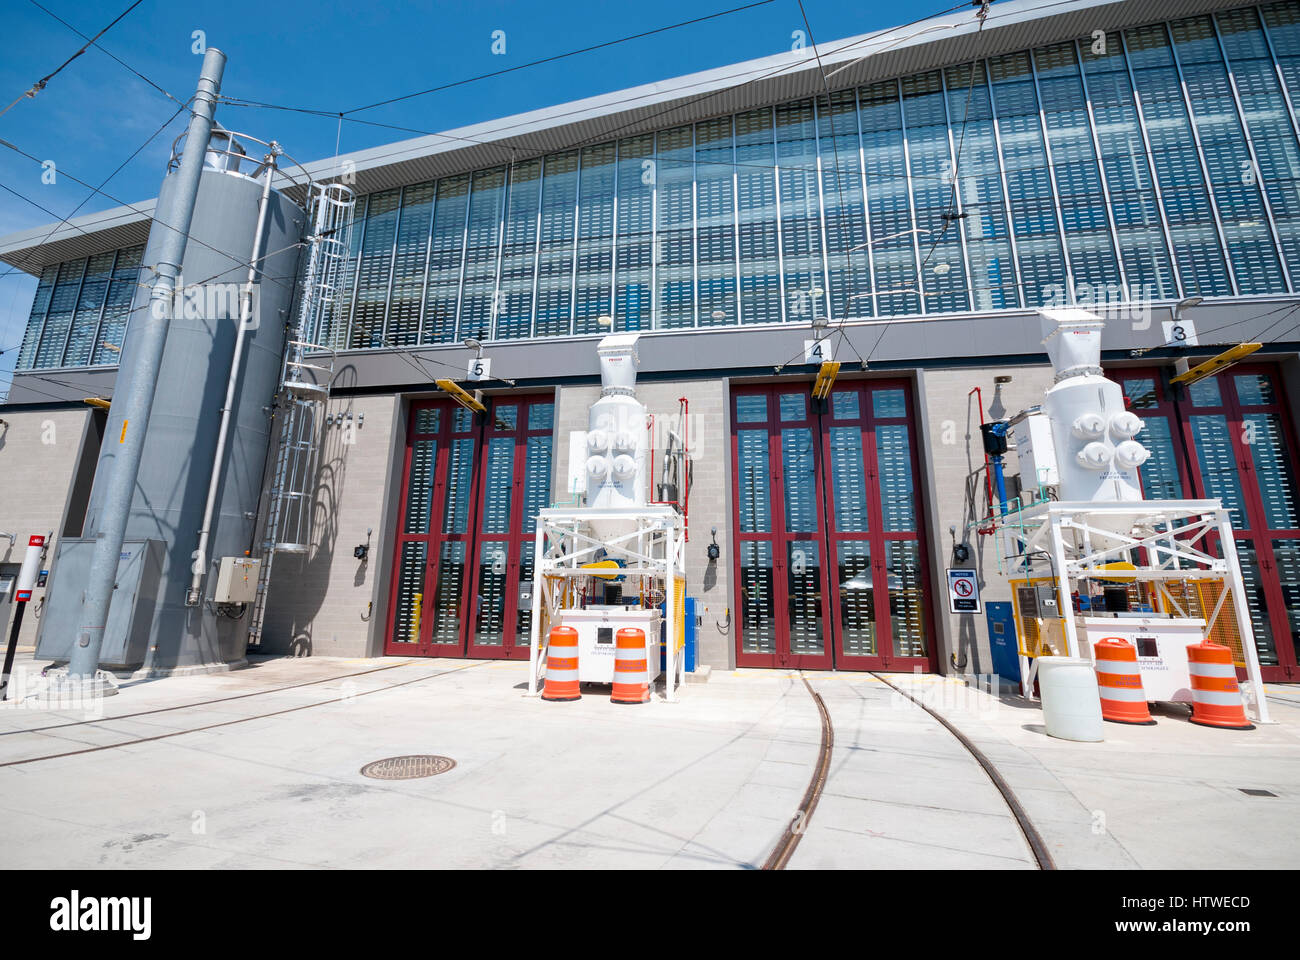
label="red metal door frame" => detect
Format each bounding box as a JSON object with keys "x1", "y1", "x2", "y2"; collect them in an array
[
  {"x1": 1121, "y1": 364, "x2": 1300, "y2": 681},
  {"x1": 465, "y1": 395, "x2": 555, "y2": 661},
  {"x1": 730, "y1": 381, "x2": 934, "y2": 672},
  {"x1": 731, "y1": 385, "x2": 833, "y2": 669},
  {"x1": 823, "y1": 380, "x2": 936, "y2": 672},
  {"x1": 385, "y1": 399, "x2": 470, "y2": 656}
]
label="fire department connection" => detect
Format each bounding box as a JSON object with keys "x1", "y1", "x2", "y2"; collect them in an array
[
  {"x1": 975, "y1": 309, "x2": 1268, "y2": 736},
  {"x1": 529, "y1": 334, "x2": 689, "y2": 703}
]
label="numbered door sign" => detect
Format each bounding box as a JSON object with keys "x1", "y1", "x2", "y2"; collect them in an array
[
  {"x1": 1162, "y1": 317, "x2": 1198, "y2": 348},
  {"x1": 804, "y1": 339, "x2": 832, "y2": 364},
  {"x1": 467, "y1": 357, "x2": 491, "y2": 381},
  {"x1": 946, "y1": 568, "x2": 981, "y2": 614}
]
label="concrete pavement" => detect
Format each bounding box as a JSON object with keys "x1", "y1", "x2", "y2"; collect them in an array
[{"x1": 0, "y1": 652, "x2": 1296, "y2": 869}]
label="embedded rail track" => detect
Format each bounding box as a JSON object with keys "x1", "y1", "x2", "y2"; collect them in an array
[
  {"x1": 0, "y1": 659, "x2": 488, "y2": 769},
  {"x1": 763, "y1": 671, "x2": 1057, "y2": 871}
]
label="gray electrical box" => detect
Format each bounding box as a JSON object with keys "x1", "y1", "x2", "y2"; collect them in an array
[
  {"x1": 35, "y1": 538, "x2": 165, "y2": 669},
  {"x1": 214, "y1": 557, "x2": 260, "y2": 604}
]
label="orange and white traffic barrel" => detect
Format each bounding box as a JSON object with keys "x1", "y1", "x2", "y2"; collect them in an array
[
  {"x1": 1186, "y1": 641, "x2": 1254, "y2": 730},
  {"x1": 541, "y1": 626, "x2": 581, "y2": 702},
  {"x1": 611, "y1": 627, "x2": 650, "y2": 704},
  {"x1": 1093, "y1": 638, "x2": 1155, "y2": 725}
]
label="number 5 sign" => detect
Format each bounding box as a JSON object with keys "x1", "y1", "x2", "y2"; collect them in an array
[
  {"x1": 946, "y1": 568, "x2": 981, "y2": 614},
  {"x1": 467, "y1": 357, "x2": 492, "y2": 381}
]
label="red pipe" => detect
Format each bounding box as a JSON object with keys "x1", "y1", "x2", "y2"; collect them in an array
[
  {"x1": 679, "y1": 396, "x2": 689, "y2": 542},
  {"x1": 968, "y1": 386, "x2": 996, "y2": 534}
]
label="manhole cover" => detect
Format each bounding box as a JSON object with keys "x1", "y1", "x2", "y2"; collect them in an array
[{"x1": 360, "y1": 755, "x2": 456, "y2": 780}]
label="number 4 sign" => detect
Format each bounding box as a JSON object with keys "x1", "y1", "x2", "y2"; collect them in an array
[
  {"x1": 804, "y1": 339, "x2": 832, "y2": 364},
  {"x1": 946, "y1": 568, "x2": 981, "y2": 614}
]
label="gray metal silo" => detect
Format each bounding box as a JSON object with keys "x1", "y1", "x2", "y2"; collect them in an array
[{"x1": 38, "y1": 131, "x2": 307, "y2": 672}]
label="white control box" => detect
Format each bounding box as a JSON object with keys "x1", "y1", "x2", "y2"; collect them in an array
[
  {"x1": 214, "y1": 556, "x2": 261, "y2": 604},
  {"x1": 1012, "y1": 412, "x2": 1059, "y2": 492},
  {"x1": 559, "y1": 606, "x2": 663, "y2": 684}
]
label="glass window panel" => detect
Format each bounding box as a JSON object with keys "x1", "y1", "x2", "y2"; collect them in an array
[
  {"x1": 817, "y1": 90, "x2": 871, "y2": 319},
  {"x1": 872, "y1": 387, "x2": 907, "y2": 419},
  {"x1": 35, "y1": 259, "x2": 86, "y2": 368},
  {"x1": 837, "y1": 541, "x2": 877, "y2": 657},
  {"x1": 575, "y1": 143, "x2": 616, "y2": 335},
  {"x1": 443, "y1": 437, "x2": 476, "y2": 535},
  {"x1": 1238, "y1": 539, "x2": 1276, "y2": 663},
  {"x1": 498, "y1": 159, "x2": 542, "y2": 340},
  {"x1": 1189, "y1": 377, "x2": 1223, "y2": 406},
  {"x1": 736, "y1": 394, "x2": 767, "y2": 423},
  {"x1": 776, "y1": 100, "x2": 828, "y2": 323},
  {"x1": 474, "y1": 542, "x2": 509, "y2": 645},
  {"x1": 521, "y1": 434, "x2": 552, "y2": 532},
  {"x1": 493, "y1": 403, "x2": 518, "y2": 430},
  {"x1": 403, "y1": 438, "x2": 436, "y2": 534},
  {"x1": 877, "y1": 423, "x2": 916, "y2": 531},
  {"x1": 1234, "y1": 372, "x2": 1277, "y2": 406},
  {"x1": 829, "y1": 426, "x2": 868, "y2": 532},
  {"x1": 779, "y1": 392, "x2": 807, "y2": 421},
  {"x1": 535, "y1": 151, "x2": 579, "y2": 337},
  {"x1": 788, "y1": 539, "x2": 824, "y2": 656},
  {"x1": 782, "y1": 427, "x2": 819, "y2": 532},
  {"x1": 16, "y1": 264, "x2": 56, "y2": 370},
  {"x1": 615, "y1": 134, "x2": 654, "y2": 330},
  {"x1": 350, "y1": 188, "x2": 400, "y2": 348},
  {"x1": 1135, "y1": 415, "x2": 1185, "y2": 501},
  {"x1": 1243, "y1": 411, "x2": 1299, "y2": 528},
  {"x1": 887, "y1": 541, "x2": 927, "y2": 657},
  {"x1": 93, "y1": 246, "x2": 143, "y2": 364},
  {"x1": 387, "y1": 183, "x2": 435, "y2": 346},
  {"x1": 61, "y1": 251, "x2": 114, "y2": 367},
  {"x1": 480, "y1": 436, "x2": 515, "y2": 533},
  {"x1": 696, "y1": 116, "x2": 738, "y2": 327},
  {"x1": 736, "y1": 429, "x2": 771, "y2": 533},
  {"x1": 413, "y1": 407, "x2": 441, "y2": 434},
  {"x1": 460, "y1": 168, "x2": 507, "y2": 341},
  {"x1": 735, "y1": 109, "x2": 783, "y2": 324},
  {"x1": 831, "y1": 389, "x2": 859, "y2": 419},
  {"x1": 1269, "y1": 538, "x2": 1300, "y2": 665},
  {"x1": 739, "y1": 541, "x2": 776, "y2": 655},
  {"x1": 423, "y1": 174, "x2": 469, "y2": 344},
  {"x1": 1191, "y1": 413, "x2": 1248, "y2": 526},
  {"x1": 430, "y1": 541, "x2": 466, "y2": 645},
  {"x1": 656, "y1": 125, "x2": 695, "y2": 329},
  {"x1": 528, "y1": 401, "x2": 555, "y2": 430},
  {"x1": 393, "y1": 541, "x2": 427, "y2": 644}
]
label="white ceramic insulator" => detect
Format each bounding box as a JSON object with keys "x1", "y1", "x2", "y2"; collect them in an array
[
  {"x1": 587, "y1": 429, "x2": 609, "y2": 454},
  {"x1": 586, "y1": 455, "x2": 609, "y2": 480},
  {"x1": 1110, "y1": 411, "x2": 1143, "y2": 440},
  {"x1": 1071, "y1": 413, "x2": 1107, "y2": 441},
  {"x1": 1077, "y1": 442, "x2": 1112, "y2": 470},
  {"x1": 611, "y1": 454, "x2": 637, "y2": 481},
  {"x1": 1114, "y1": 440, "x2": 1150, "y2": 469}
]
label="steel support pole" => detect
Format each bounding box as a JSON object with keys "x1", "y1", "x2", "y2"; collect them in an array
[{"x1": 67, "y1": 48, "x2": 226, "y2": 683}]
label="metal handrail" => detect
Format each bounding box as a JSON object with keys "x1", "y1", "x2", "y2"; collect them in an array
[{"x1": 168, "y1": 127, "x2": 316, "y2": 203}]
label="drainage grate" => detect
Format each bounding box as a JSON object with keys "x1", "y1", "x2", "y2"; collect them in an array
[
  {"x1": 1239, "y1": 788, "x2": 1277, "y2": 797},
  {"x1": 360, "y1": 755, "x2": 456, "y2": 780}
]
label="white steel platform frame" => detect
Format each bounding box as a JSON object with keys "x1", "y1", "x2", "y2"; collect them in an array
[
  {"x1": 528, "y1": 506, "x2": 687, "y2": 702},
  {"x1": 1002, "y1": 499, "x2": 1271, "y2": 724}
]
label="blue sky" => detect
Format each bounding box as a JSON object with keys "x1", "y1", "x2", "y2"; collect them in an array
[{"x1": 0, "y1": 0, "x2": 940, "y2": 392}]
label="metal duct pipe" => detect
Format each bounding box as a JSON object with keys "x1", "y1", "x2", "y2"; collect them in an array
[
  {"x1": 68, "y1": 48, "x2": 226, "y2": 684},
  {"x1": 186, "y1": 153, "x2": 277, "y2": 606}
]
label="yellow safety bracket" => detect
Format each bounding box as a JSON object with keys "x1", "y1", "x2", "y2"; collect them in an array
[
  {"x1": 435, "y1": 378, "x2": 486, "y2": 414},
  {"x1": 812, "y1": 361, "x2": 840, "y2": 400},
  {"x1": 1170, "y1": 343, "x2": 1262, "y2": 387}
]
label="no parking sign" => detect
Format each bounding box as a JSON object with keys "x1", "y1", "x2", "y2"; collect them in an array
[{"x1": 946, "y1": 568, "x2": 981, "y2": 614}]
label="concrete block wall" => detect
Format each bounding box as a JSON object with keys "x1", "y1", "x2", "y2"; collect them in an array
[
  {"x1": 260, "y1": 393, "x2": 400, "y2": 658},
  {"x1": 0, "y1": 408, "x2": 92, "y2": 649},
  {"x1": 554, "y1": 378, "x2": 733, "y2": 669},
  {"x1": 917, "y1": 364, "x2": 1056, "y2": 676}
]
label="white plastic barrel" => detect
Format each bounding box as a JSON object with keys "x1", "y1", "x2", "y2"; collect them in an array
[{"x1": 1036, "y1": 656, "x2": 1104, "y2": 742}]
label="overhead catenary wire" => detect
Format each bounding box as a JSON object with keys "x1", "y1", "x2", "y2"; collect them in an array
[
  {"x1": 0, "y1": 0, "x2": 148, "y2": 119},
  {"x1": 24, "y1": 0, "x2": 186, "y2": 108}
]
